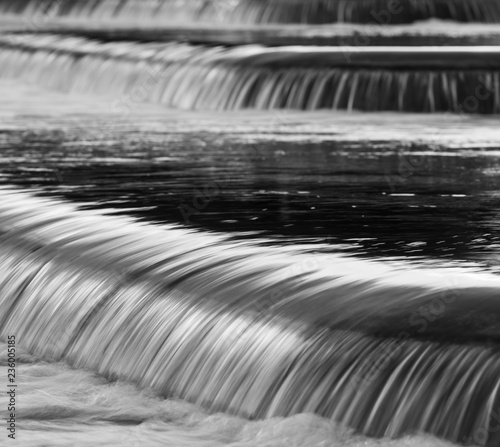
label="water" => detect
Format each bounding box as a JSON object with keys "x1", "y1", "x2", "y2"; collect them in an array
[
  {"x1": 0, "y1": 81, "x2": 499, "y2": 446},
  {"x1": 2, "y1": 117, "x2": 500, "y2": 267},
  {"x1": 1, "y1": 0, "x2": 499, "y2": 24},
  {"x1": 2, "y1": 187, "x2": 500, "y2": 447},
  {"x1": 1, "y1": 343, "x2": 462, "y2": 447},
  {"x1": 1, "y1": 3, "x2": 500, "y2": 445},
  {"x1": 1, "y1": 34, "x2": 499, "y2": 113}
]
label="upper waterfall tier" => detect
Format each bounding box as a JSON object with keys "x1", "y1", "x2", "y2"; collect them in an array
[
  {"x1": 1, "y1": 34, "x2": 499, "y2": 113},
  {"x1": 0, "y1": 0, "x2": 499, "y2": 25}
]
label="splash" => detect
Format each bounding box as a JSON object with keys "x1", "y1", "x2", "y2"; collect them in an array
[{"x1": 0, "y1": 344, "x2": 460, "y2": 447}]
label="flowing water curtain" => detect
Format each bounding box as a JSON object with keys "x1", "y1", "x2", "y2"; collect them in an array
[
  {"x1": 0, "y1": 34, "x2": 499, "y2": 113},
  {"x1": 1, "y1": 188, "x2": 500, "y2": 445},
  {"x1": 0, "y1": 0, "x2": 499, "y2": 24}
]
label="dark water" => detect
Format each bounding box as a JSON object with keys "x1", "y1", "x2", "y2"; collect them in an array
[
  {"x1": 1, "y1": 1, "x2": 500, "y2": 445},
  {"x1": 0, "y1": 35, "x2": 499, "y2": 445},
  {"x1": 2, "y1": 129, "x2": 500, "y2": 269}
]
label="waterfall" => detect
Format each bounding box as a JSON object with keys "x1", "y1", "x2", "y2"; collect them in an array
[
  {"x1": 1, "y1": 2, "x2": 499, "y2": 445},
  {"x1": 0, "y1": 0, "x2": 499, "y2": 24},
  {"x1": 1, "y1": 188, "x2": 500, "y2": 445},
  {"x1": 0, "y1": 34, "x2": 499, "y2": 113}
]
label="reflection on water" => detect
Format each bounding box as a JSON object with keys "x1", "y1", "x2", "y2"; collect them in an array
[
  {"x1": 2, "y1": 130, "x2": 500, "y2": 269},
  {"x1": 1, "y1": 83, "x2": 500, "y2": 447}
]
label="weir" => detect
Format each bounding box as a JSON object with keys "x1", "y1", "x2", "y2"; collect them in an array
[
  {"x1": 0, "y1": 0, "x2": 499, "y2": 24},
  {"x1": 5, "y1": 23, "x2": 500, "y2": 47},
  {"x1": 1, "y1": 1, "x2": 499, "y2": 445},
  {"x1": 1, "y1": 188, "x2": 500, "y2": 444},
  {"x1": 1, "y1": 34, "x2": 499, "y2": 113}
]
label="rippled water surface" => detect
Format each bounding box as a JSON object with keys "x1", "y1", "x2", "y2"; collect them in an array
[
  {"x1": 1, "y1": 81, "x2": 500, "y2": 447},
  {"x1": 2, "y1": 127, "x2": 500, "y2": 269}
]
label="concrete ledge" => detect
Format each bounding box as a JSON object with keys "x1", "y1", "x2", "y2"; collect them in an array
[
  {"x1": 2, "y1": 17, "x2": 500, "y2": 47},
  {"x1": 2, "y1": 33, "x2": 500, "y2": 69}
]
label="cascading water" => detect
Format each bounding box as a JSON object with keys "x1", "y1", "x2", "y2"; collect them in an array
[
  {"x1": 1, "y1": 188, "x2": 500, "y2": 446},
  {"x1": 0, "y1": 0, "x2": 499, "y2": 24},
  {"x1": 1, "y1": 0, "x2": 500, "y2": 445},
  {"x1": 0, "y1": 34, "x2": 499, "y2": 113}
]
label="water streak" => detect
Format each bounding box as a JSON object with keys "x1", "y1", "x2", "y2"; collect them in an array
[
  {"x1": 1, "y1": 188, "x2": 500, "y2": 445},
  {"x1": 0, "y1": 0, "x2": 499, "y2": 24},
  {"x1": 1, "y1": 34, "x2": 499, "y2": 113},
  {"x1": 0, "y1": 343, "x2": 459, "y2": 447}
]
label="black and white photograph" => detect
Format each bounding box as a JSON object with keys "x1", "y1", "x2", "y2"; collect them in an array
[{"x1": 0, "y1": 1, "x2": 500, "y2": 446}]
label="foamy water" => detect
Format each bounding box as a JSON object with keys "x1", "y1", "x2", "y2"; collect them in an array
[{"x1": 0, "y1": 343, "x2": 462, "y2": 447}]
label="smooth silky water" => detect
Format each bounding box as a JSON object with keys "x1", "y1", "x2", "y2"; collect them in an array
[
  {"x1": 1, "y1": 2, "x2": 500, "y2": 446},
  {"x1": 1, "y1": 0, "x2": 500, "y2": 24},
  {"x1": 1, "y1": 34, "x2": 499, "y2": 113},
  {"x1": 0, "y1": 81, "x2": 500, "y2": 446}
]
